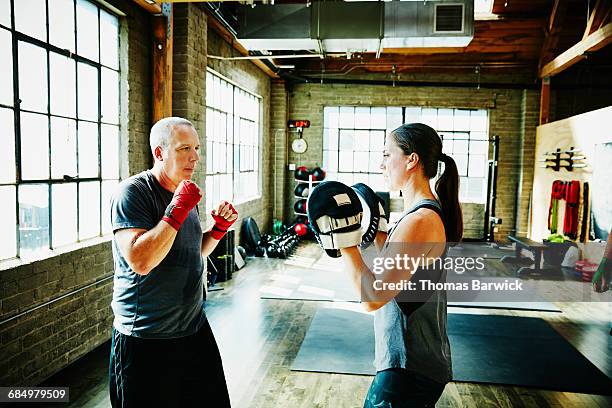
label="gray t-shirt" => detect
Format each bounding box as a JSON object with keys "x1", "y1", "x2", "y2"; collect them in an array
[{"x1": 110, "y1": 170, "x2": 205, "y2": 339}]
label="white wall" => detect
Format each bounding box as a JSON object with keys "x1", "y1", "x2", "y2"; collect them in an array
[{"x1": 530, "y1": 106, "x2": 612, "y2": 241}]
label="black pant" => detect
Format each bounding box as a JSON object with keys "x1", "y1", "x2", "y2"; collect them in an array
[
  {"x1": 364, "y1": 368, "x2": 446, "y2": 408},
  {"x1": 109, "y1": 319, "x2": 230, "y2": 407}
]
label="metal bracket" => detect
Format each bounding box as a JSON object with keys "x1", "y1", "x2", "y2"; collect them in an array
[{"x1": 161, "y1": 2, "x2": 172, "y2": 39}]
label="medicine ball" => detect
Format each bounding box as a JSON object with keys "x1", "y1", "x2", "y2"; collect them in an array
[
  {"x1": 294, "y1": 223, "x2": 308, "y2": 237},
  {"x1": 311, "y1": 167, "x2": 326, "y2": 181},
  {"x1": 294, "y1": 199, "x2": 307, "y2": 214},
  {"x1": 294, "y1": 183, "x2": 309, "y2": 197},
  {"x1": 295, "y1": 166, "x2": 310, "y2": 181},
  {"x1": 295, "y1": 215, "x2": 308, "y2": 225}
]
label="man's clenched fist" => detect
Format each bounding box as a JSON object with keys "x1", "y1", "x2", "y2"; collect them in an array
[
  {"x1": 210, "y1": 201, "x2": 238, "y2": 240},
  {"x1": 162, "y1": 180, "x2": 202, "y2": 230}
]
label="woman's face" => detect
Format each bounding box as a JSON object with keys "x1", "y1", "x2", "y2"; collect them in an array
[{"x1": 380, "y1": 136, "x2": 417, "y2": 191}]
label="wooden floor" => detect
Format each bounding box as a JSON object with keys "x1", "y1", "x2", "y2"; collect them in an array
[{"x1": 35, "y1": 243, "x2": 612, "y2": 407}]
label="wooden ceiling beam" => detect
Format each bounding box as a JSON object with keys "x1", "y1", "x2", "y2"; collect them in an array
[
  {"x1": 538, "y1": 0, "x2": 569, "y2": 71},
  {"x1": 132, "y1": 0, "x2": 162, "y2": 15},
  {"x1": 583, "y1": 0, "x2": 612, "y2": 40},
  {"x1": 539, "y1": 22, "x2": 612, "y2": 78}
]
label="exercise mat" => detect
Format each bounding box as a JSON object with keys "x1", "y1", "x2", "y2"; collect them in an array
[{"x1": 291, "y1": 308, "x2": 612, "y2": 395}]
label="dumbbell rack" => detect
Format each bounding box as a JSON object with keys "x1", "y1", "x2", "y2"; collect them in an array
[{"x1": 294, "y1": 175, "x2": 321, "y2": 217}]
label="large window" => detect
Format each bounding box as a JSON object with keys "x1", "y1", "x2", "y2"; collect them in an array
[
  {"x1": 323, "y1": 106, "x2": 489, "y2": 203},
  {"x1": 419, "y1": 108, "x2": 489, "y2": 203},
  {"x1": 323, "y1": 106, "x2": 403, "y2": 193},
  {"x1": 0, "y1": 0, "x2": 121, "y2": 261},
  {"x1": 205, "y1": 69, "x2": 261, "y2": 213}
]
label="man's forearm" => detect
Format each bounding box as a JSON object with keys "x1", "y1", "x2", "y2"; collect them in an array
[
  {"x1": 201, "y1": 231, "x2": 220, "y2": 257},
  {"x1": 128, "y1": 221, "x2": 177, "y2": 274}
]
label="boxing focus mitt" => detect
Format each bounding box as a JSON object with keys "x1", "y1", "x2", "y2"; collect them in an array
[
  {"x1": 307, "y1": 181, "x2": 363, "y2": 258},
  {"x1": 352, "y1": 183, "x2": 388, "y2": 247}
]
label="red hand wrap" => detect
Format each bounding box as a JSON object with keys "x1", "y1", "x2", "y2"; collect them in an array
[
  {"x1": 210, "y1": 204, "x2": 237, "y2": 240},
  {"x1": 162, "y1": 180, "x2": 202, "y2": 231}
]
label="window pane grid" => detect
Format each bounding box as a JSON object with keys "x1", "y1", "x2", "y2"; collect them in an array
[
  {"x1": 2, "y1": 0, "x2": 120, "y2": 260},
  {"x1": 323, "y1": 106, "x2": 489, "y2": 204},
  {"x1": 206, "y1": 69, "x2": 261, "y2": 212},
  {"x1": 324, "y1": 106, "x2": 394, "y2": 194}
]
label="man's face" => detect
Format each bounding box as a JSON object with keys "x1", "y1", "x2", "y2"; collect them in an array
[{"x1": 161, "y1": 125, "x2": 200, "y2": 184}]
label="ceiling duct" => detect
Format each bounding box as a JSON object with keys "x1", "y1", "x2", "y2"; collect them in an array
[
  {"x1": 236, "y1": 4, "x2": 316, "y2": 51},
  {"x1": 236, "y1": 0, "x2": 474, "y2": 53},
  {"x1": 384, "y1": 0, "x2": 474, "y2": 48},
  {"x1": 311, "y1": 1, "x2": 383, "y2": 53}
]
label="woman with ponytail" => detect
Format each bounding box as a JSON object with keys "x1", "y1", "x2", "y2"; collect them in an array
[{"x1": 340, "y1": 123, "x2": 463, "y2": 407}]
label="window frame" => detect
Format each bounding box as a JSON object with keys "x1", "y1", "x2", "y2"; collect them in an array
[
  {"x1": 0, "y1": 0, "x2": 122, "y2": 262},
  {"x1": 322, "y1": 106, "x2": 490, "y2": 204},
  {"x1": 205, "y1": 68, "x2": 262, "y2": 213}
]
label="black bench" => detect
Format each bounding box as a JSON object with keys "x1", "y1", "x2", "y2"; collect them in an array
[{"x1": 501, "y1": 236, "x2": 554, "y2": 277}]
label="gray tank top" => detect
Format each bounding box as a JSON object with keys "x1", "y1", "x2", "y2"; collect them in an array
[{"x1": 373, "y1": 199, "x2": 452, "y2": 384}]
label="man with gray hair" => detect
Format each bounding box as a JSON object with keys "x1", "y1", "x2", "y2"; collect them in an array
[{"x1": 108, "y1": 117, "x2": 236, "y2": 407}]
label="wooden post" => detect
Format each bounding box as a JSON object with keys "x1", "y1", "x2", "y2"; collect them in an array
[
  {"x1": 539, "y1": 77, "x2": 550, "y2": 125},
  {"x1": 152, "y1": 4, "x2": 173, "y2": 123}
]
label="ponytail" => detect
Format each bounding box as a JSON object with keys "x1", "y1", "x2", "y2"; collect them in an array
[
  {"x1": 436, "y1": 154, "x2": 463, "y2": 242},
  {"x1": 391, "y1": 123, "x2": 464, "y2": 242}
]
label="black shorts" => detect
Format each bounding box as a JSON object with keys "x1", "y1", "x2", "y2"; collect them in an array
[{"x1": 109, "y1": 319, "x2": 230, "y2": 407}]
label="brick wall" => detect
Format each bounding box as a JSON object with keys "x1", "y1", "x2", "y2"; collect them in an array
[
  {"x1": 488, "y1": 90, "x2": 522, "y2": 241},
  {"x1": 515, "y1": 89, "x2": 540, "y2": 236},
  {"x1": 0, "y1": 0, "x2": 152, "y2": 386},
  {"x1": 387, "y1": 198, "x2": 484, "y2": 239},
  {"x1": 206, "y1": 24, "x2": 272, "y2": 238},
  {"x1": 283, "y1": 82, "x2": 533, "y2": 241},
  {"x1": 270, "y1": 81, "x2": 289, "y2": 222},
  {"x1": 463, "y1": 203, "x2": 486, "y2": 239},
  {"x1": 123, "y1": 3, "x2": 153, "y2": 176},
  {"x1": 172, "y1": 3, "x2": 208, "y2": 223}
]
